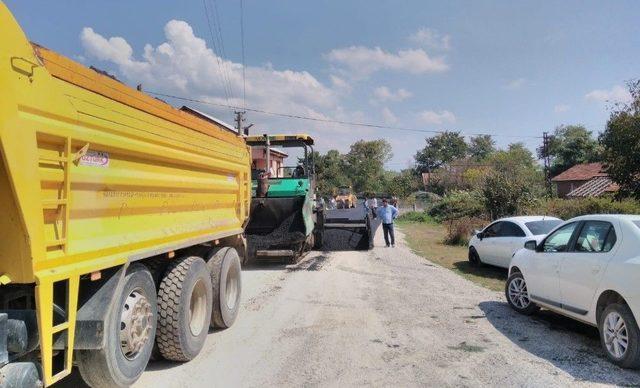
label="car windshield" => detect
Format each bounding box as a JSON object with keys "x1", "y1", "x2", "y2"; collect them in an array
[
  {"x1": 633, "y1": 221, "x2": 640, "y2": 229},
  {"x1": 524, "y1": 220, "x2": 562, "y2": 235}
]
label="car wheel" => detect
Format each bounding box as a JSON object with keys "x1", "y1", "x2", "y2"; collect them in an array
[
  {"x1": 505, "y1": 272, "x2": 539, "y2": 315},
  {"x1": 599, "y1": 303, "x2": 640, "y2": 369},
  {"x1": 468, "y1": 247, "x2": 481, "y2": 267}
]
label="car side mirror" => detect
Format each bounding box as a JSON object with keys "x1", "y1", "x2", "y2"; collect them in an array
[
  {"x1": 524, "y1": 240, "x2": 537, "y2": 250},
  {"x1": 476, "y1": 232, "x2": 484, "y2": 240}
]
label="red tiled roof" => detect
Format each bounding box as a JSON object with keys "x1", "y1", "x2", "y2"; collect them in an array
[
  {"x1": 551, "y1": 162, "x2": 607, "y2": 182},
  {"x1": 566, "y1": 176, "x2": 618, "y2": 197}
]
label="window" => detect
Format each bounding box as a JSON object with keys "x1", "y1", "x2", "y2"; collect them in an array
[
  {"x1": 500, "y1": 222, "x2": 526, "y2": 237},
  {"x1": 542, "y1": 222, "x2": 578, "y2": 252},
  {"x1": 483, "y1": 222, "x2": 502, "y2": 238},
  {"x1": 525, "y1": 220, "x2": 562, "y2": 236},
  {"x1": 574, "y1": 221, "x2": 616, "y2": 253}
]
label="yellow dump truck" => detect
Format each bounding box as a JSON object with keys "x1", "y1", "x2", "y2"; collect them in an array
[{"x1": 0, "y1": 3, "x2": 250, "y2": 387}]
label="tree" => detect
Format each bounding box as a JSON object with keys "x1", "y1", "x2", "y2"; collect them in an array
[
  {"x1": 314, "y1": 149, "x2": 349, "y2": 196},
  {"x1": 415, "y1": 131, "x2": 467, "y2": 172},
  {"x1": 469, "y1": 135, "x2": 495, "y2": 160},
  {"x1": 386, "y1": 169, "x2": 422, "y2": 198},
  {"x1": 540, "y1": 124, "x2": 600, "y2": 176},
  {"x1": 483, "y1": 143, "x2": 545, "y2": 215},
  {"x1": 600, "y1": 80, "x2": 640, "y2": 199},
  {"x1": 489, "y1": 143, "x2": 538, "y2": 176},
  {"x1": 482, "y1": 171, "x2": 537, "y2": 219},
  {"x1": 345, "y1": 139, "x2": 393, "y2": 193}
]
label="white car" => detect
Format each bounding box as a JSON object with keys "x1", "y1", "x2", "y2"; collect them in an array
[
  {"x1": 468, "y1": 216, "x2": 563, "y2": 268},
  {"x1": 507, "y1": 214, "x2": 640, "y2": 368}
]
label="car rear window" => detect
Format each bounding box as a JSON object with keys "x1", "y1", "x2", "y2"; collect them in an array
[
  {"x1": 525, "y1": 220, "x2": 562, "y2": 235},
  {"x1": 633, "y1": 221, "x2": 640, "y2": 229}
]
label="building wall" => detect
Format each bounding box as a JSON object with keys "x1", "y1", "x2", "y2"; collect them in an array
[
  {"x1": 251, "y1": 148, "x2": 285, "y2": 177},
  {"x1": 555, "y1": 180, "x2": 587, "y2": 198}
]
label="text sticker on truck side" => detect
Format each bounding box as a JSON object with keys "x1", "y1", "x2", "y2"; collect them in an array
[{"x1": 79, "y1": 150, "x2": 110, "y2": 168}]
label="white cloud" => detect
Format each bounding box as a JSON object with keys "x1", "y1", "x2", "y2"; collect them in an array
[
  {"x1": 325, "y1": 46, "x2": 448, "y2": 78},
  {"x1": 505, "y1": 78, "x2": 526, "y2": 90},
  {"x1": 418, "y1": 110, "x2": 456, "y2": 125},
  {"x1": 372, "y1": 86, "x2": 412, "y2": 102},
  {"x1": 585, "y1": 85, "x2": 632, "y2": 104},
  {"x1": 80, "y1": 21, "x2": 339, "y2": 131},
  {"x1": 554, "y1": 104, "x2": 570, "y2": 113},
  {"x1": 408, "y1": 28, "x2": 451, "y2": 50},
  {"x1": 329, "y1": 74, "x2": 351, "y2": 93},
  {"x1": 381, "y1": 107, "x2": 398, "y2": 124}
]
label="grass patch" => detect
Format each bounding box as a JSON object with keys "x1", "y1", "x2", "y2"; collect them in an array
[{"x1": 398, "y1": 221, "x2": 508, "y2": 292}]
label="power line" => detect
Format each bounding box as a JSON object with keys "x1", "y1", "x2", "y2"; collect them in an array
[
  {"x1": 240, "y1": 0, "x2": 247, "y2": 108},
  {"x1": 146, "y1": 90, "x2": 542, "y2": 139},
  {"x1": 202, "y1": 0, "x2": 233, "y2": 102},
  {"x1": 209, "y1": 0, "x2": 235, "y2": 99}
]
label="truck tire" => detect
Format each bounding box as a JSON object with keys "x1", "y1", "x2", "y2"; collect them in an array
[
  {"x1": 77, "y1": 264, "x2": 157, "y2": 388},
  {"x1": 156, "y1": 256, "x2": 212, "y2": 362},
  {"x1": 207, "y1": 247, "x2": 242, "y2": 329}
]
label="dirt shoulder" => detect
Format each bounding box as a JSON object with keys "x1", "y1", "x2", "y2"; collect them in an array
[{"x1": 398, "y1": 220, "x2": 508, "y2": 292}]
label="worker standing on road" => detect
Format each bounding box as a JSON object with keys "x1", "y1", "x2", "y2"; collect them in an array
[
  {"x1": 376, "y1": 198, "x2": 399, "y2": 247},
  {"x1": 368, "y1": 196, "x2": 378, "y2": 218}
]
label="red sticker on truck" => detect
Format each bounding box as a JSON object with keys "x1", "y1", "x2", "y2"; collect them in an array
[{"x1": 79, "y1": 150, "x2": 110, "y2": 167}]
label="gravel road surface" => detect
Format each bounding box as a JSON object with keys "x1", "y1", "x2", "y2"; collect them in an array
[{"x1": 64, "y1": 227, "x2": 640, "y2": 387}]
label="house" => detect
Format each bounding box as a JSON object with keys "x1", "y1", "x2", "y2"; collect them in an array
[
  {"x1": 251, "y1": 147, "x2": 288, "y2": 178},
  {"x1": 551, "y1": 162, "x2": 619, "y2": 198}
]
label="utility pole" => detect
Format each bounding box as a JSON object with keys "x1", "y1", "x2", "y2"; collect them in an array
[
  {"x1": 542, "y1": 131, "x2": 552, "y2": 196},
  {"x1": 234, "y1": 110, "x2": 253, "y2": 136}
]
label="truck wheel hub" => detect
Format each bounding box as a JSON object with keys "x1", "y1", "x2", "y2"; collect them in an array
[{"x1": 120, "y1": 289, "x2": 153, "y2": 360}]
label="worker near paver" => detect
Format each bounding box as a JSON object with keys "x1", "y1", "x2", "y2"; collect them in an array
[
  {"x1": 367, "y1": 196, "x2": 378, "y2": 218},
  {"x1": 376, "y1": 198, "x2": 399, "y2": 247}
]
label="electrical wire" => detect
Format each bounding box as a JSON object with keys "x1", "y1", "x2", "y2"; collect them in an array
[
  {"x1": 146, "y1": 90, "x2": 543, "y2": 139},
  {"x1": 240, "y1": 0, "x2": 247, "y2": 109},
  {"x1": 210, "y1": 0, "x2": 235, "y2": 99},
  {"x1": 202, "y1": 0, "x2": 233, "y2": 102}
]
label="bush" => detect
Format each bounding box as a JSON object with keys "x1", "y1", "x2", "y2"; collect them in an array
[
  {"x1": 428, "y1": 190, "x2": 485, "y2": 221},
  {"x1": 530, "y1": 196, "x2": 640, "y2": 220},
  {"x1": 443, "y1": 217, "x2": 486, "y2": 246},
  {"x1": 397, "y1": 211, "x2": 435, "y2": 223},
  {"x1": 482, "y1": 172, "x2": 538, "y2": 219}
]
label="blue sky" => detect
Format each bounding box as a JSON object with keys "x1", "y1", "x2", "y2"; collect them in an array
[{"x1": 6, "y1": 0, "x2": 639, "y2": 169}]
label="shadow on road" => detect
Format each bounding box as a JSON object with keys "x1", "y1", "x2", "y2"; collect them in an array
[
  {"x1": 452, "y1": 261, "x2": 508, "y2": 282},
  {"x1": 479, "y1": 300, "x2": 640, "y2": 385}
]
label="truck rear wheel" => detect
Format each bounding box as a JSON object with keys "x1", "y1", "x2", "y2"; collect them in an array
[
  {"x1": 156, "y1": 256, "x2": 212, "y2": 361},
  {"x1": 207, "y1": 247, "x2": 242, "y2": 329},
  {"x1": 77, "y1": 264, "x2": 157, "y2": 388}
]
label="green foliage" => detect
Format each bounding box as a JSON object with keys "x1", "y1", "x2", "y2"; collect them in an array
[
  {"x1": 482, "y1": 171, "x2": 537, "y2": 219},
  {"x1": 386, "y1": 169, "x2": 422, "y2": 198},
  {"x1": 428, "y1": 190, "x2": 485, "y2": 221},
  {"x1": 541, "y1": 124, "x2": 600, "y2": 176},
  {"x1": 397, "y1": 211, "x2": 436, "y2": 223},
  {"x1": 345, "y1": 139, "x2": 393, "y2": 194},
  {"x1": 600, "y1": 80, "x2": 640, "y2": 199},
  {"x1": 313, "y1": 139, "x2": 393, "y2": 196},
  {"x1": 469, "y1": 135, "x2": 496, "y2": 160},
  {"x1": 415, "y1": 131, "x2": 468, "y2": 172},
  {"x1": 530, "y1": 196, "x2": 640, "y2": 220},
  {"x1": 313, "y1": 149, "x2": 349, "y2": 196}
]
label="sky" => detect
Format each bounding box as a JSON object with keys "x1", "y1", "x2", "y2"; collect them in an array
[{"x1": 5, "y1": 0, "x2": 639, "y2": 170}]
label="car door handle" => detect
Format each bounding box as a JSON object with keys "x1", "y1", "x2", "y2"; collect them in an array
[{"x1": 592, "y1": 265, "x2": 602, "y2": 274}]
